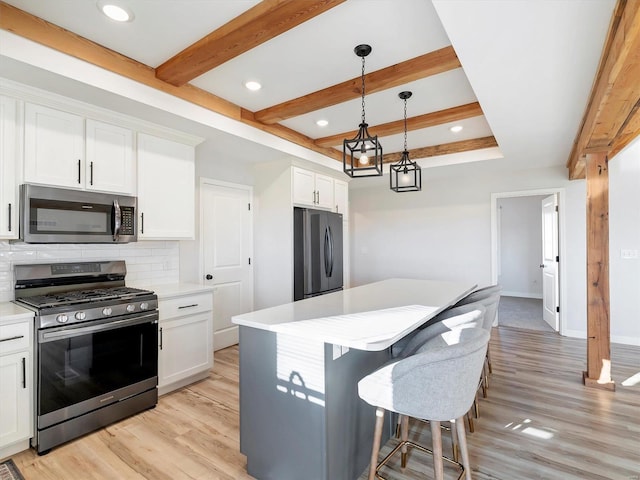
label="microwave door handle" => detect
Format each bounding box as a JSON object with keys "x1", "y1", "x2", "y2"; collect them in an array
[{"x1": 113, "y1": 199, "x2": 121, "y2": 242}]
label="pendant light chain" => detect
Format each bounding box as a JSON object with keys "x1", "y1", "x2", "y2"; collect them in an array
[
  {"x1": 361, "y1": 55, "x2": 366, "y2": 124},
  {"x1": 403, "y1": 97, "x2": 408, "y2": 151}
]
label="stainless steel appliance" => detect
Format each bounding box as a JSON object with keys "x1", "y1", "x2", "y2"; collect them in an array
[
  {"x1": 20, "y1": 184, "x2": 137, "y2": 243},
  {"x1": 293, "y1": 207, "x2": 343, "y2": 300},
  {"x1": 13, "y1": 261, "x2": 158, "y2": 454}
]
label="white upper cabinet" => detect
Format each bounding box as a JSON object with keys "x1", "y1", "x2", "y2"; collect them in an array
[
  {"x1": 0, "y1": 96, "x2": 20, "y2": 239},
  {"x1": 137, "y1": 133, "x2": 195, "y2": 240},
  {"x1": 291, "y1": 166, "x2": 336, "y2": 210},
  {"x1": 314, "y1": 173, "x2": 334, "y2": 209},
  {"x1": 292, "y1": 166, "x2": 315, "y2": 205},
  {"x1": 24, "y1": 103, "x2": 136, "y2": 195},
  {"x1": 334, "y1": 179, "x2": 349, "y2": 219},
  {"x1": 24, "y1": 103, "x2": 84, "y2": 189},
  {"x1": 85, "y1": 119, "x2": 135, "y2": 194}
]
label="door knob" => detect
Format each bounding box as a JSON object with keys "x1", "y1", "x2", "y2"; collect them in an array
[
  {"x1": 205, "y1": 274, "x2": 213, "y2": 280},
  {"x1": 539, "y1": 264, "x2": 545, "y2": 268}
]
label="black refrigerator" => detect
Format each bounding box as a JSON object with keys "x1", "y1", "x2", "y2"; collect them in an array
[{"x1": 294, "y1": 207, "x2": 344, "y2": 301}]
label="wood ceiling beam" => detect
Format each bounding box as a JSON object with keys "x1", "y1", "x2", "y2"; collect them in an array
[
  {"x1": 0, "y1": 2, "x2": 342, "y2": 162},
  {"x1": 315, "y1": 102, "x2": 483, "y2": 148},
  {"x1": 382, "y1": 136, "x2": 498, "y2": 164},
  {"x1": 567, "y1": 0, "x2": 640, "y2": 180},
  {"x1": 155, "y1": 0, "x2": 346, "y2": 87},
  {"x1": 254, "y1": 46, "x2": 461, "y2": 124}
]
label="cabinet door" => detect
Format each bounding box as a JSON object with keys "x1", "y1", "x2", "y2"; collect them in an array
[
  {"x1": 86, "y1": 120, "x2": 135, "y2": 194},
  {"x1": 158, "y1": 312, "x2": 213, "y2": 388},
  {"x1": 24, "y1": 103, "x2": 84, "y2": 189},
  {"x1": 334, "y1": 179, "x2": 348, "y2": 219},
  {"x1": 0, "y1": 96, "x2": 19, "y2": 239},
  {"x1": 0, "y1": 352, "x2": 31, "y2": 448},
  {"x1": 314, "y1": 173, "x2": 334, "y2": 209},
  {"x1": 137, "y1": 133, "x2": 195, "y2": 239},
  {"x1": 291, "y1": 167, "x2": 315, "y2": 206}
]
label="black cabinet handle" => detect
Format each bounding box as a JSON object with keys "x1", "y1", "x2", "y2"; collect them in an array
[
  {"x1": 141, "y1": 212, "x2": 144, "y2": 234},
  {"x1": 22, "y1": 357, "x2": 26, "y2": 389},
  {"x1": 90, "y1": 161, "x2": 94, "y2": 185},
  {"x1": 77, "y1": 159, "x2": 81, "y2": 184},
  {"x1": 159, "y1": 327, "x2": 163, "y2": 350},
  {"x1": 7, "y1": 203, "x2": 11, "y2": 232},
  {"x1": 178, "y1": 304, "x2": 198, "y2": 309},
  {"x1": 0, "y1": 335, "x2": 24, "y2": 343}
]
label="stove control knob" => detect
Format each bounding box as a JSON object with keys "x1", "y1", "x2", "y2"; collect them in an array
[
  {"x1": 75, "y1": 312, "x2": 86, "y2": 321},
  {"x1": 56, "y1": 314, "x2": 69, "y2": 323},
  {"x1": 126, "y1": 304, "x2": 136, "y2": 313},
  {"x1": 140, "y1": 302, "x2": 149, "y2": 311},
  {"x1": 102, "y1": 307, "x2": 113, "y2": 316}
]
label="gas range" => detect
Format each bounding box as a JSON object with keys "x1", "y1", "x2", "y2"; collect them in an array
[
  {"x1": 13, "y1": 260, "x2": 159, "y2": 454},
  {"x1": 13, "y1": 261, "x2": 157, "y2": 329}
]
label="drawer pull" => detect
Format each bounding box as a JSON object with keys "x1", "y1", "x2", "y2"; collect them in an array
[
  {"x1": 0, "y1": 335, "x2": 24, "y2": 343},
  {"x1": 22, "y1": 357, "x2": 26, "y2": 389},
  {"x1": 159, "y1": 327, "x2": 163, "y2": 350},
  {"x1": 178, "y1": 304, "x2": 198, "y2": 309}
]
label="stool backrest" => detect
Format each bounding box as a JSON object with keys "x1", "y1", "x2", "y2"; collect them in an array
[
  {"x1": 397, "y1": 307, "x2": 485, "y2": 359},
  {"x1": 390, "y1": 327, "x2": 490, "y2": 421}
]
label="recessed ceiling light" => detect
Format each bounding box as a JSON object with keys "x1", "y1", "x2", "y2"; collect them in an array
[
  {"x1": 245, "y1": 81, "x2": 262, "y2": 91},
  {"x1": 450, "y1": 125, "x2": 463, "y2": 133},
  {"x1": 98, "y1": 2, "x2": 134, "y2": 22},
  {"x1": 316, "y1": 119, "x2": 329, "y2": 127}
]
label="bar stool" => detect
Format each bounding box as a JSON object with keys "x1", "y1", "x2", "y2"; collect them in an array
[{"x1": 358, "y1": 326, "x2": 490, "y2": 480}]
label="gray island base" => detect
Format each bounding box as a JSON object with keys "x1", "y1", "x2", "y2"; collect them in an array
[{"x1": 233, "y1": 278, "x2": 476, "y2": 480}]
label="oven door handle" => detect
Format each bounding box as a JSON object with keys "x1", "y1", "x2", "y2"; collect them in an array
[{"x1": 39, "y1": 312, "x2": 158, "y2": 343}]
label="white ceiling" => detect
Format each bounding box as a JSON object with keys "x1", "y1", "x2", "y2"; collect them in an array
[{"x1": 0, "y1": 0, "x2": 616, "y2": 175}]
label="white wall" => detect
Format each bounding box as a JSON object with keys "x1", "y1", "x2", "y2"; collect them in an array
[
  {"x1": 349, "y1": 163, "x2": 592, "y2": 341},
  {"x1": 609, "y1": 137, "x2": 640, "y2": 345},
  {"x1": 497, "y1": 195, "x2": 545, "y2": 298}
]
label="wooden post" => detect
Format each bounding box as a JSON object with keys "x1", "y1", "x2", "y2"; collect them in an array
[{"x1": 583, "y1": 152, "x2": 615, "y2": 390}]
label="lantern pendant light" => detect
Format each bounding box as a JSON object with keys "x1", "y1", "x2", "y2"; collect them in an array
[
  {"x1": 343, "y1": 44, "x2": 383, "y2": 177},
  {"x1": 390, "y1": 91, "x2": 421, "y2": 192}
]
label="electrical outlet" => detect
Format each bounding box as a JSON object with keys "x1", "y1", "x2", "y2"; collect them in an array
[{"x1": 620, "y1": 249, "x2": 639, "y2": 259}]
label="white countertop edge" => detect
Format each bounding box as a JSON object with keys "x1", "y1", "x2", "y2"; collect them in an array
[{"x1": 138, "y1": 282, "x2": 214, "y2": 298}]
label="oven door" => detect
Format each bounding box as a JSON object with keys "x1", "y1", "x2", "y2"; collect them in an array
[{"x1": 36, "y1": 311, "x2": 158, "y2": 430}]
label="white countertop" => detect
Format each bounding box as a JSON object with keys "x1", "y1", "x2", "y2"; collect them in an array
[
  {"x1": 0, "y1": 301, "x2": 35, "y2": 324},
  {"x1": 232, "y1": 278, "x2": 475, "y2": 351}
]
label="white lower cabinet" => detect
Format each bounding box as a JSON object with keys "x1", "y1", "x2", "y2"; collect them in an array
[
  {"x1": 0, "y1": 317, "x2": 33, "y2": 458},
  {"x1": 158, "y1": 290, "x2": 213, "y2": 395}
]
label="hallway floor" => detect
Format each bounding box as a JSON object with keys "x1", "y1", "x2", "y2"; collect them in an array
[{"x1": 497, "y1": 296, "x2": 554, "y2": 332}]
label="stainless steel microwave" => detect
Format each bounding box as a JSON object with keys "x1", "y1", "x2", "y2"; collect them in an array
[{"x1": 20, "y1": 184, "x2": 137, "y2": 243}]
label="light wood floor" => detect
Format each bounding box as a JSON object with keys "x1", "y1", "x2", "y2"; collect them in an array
[{"x1": 10, "y1": 327, "x2": 640, "y2": 480}]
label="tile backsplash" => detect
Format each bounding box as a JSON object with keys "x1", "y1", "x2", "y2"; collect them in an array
[{"x1": 0, "y1": 240, "x2": 180, "y2": 302}]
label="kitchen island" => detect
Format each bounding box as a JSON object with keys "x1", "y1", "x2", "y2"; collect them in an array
[{"x1": 232, "y1": 278, "x2": 475, "y2": 480}]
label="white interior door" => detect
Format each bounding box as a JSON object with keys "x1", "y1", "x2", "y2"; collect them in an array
[
  {"x1": 201, "y1": 181, "x2": 253, "y2": 350},
  {"x1": 541, "y1": 194, "x2": 559, "y2": 330}
]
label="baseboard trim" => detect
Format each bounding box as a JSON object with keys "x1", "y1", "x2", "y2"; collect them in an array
[
  {"x1": 500, "y1": 291, "x2": 543, "y2": 299},
  {"x1": 214, "y1": 326, "x2": 238, "y2": 351},
  {"x1": 563, "y1": 329, "x2": 639, "y2": 346}
]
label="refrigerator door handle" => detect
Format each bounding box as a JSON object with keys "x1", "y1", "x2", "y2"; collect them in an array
[{"x1": 326, "y1": 226, "x2": 334, "y2": 277}]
